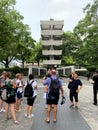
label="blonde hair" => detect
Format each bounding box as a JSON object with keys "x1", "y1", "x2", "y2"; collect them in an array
[{"x1": 16, "y1": 73, "x2": 21, "y2": 79}]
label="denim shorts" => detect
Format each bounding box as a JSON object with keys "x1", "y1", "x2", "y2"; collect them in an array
[{"x1": 17, "y1": 91, "x2": 22, "y2": 99}]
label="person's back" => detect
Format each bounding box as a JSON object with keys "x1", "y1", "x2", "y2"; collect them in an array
[
  {"x1": 43, "y1": 69, "x2": 64, "y2": 123},
  {"x1": 93, "y1": 74, "x2": 98, "y2": 87}
]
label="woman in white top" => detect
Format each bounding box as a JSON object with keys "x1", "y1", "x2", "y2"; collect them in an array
[
  {"x1": 25, "y1": 74, "x2": 37, "y2": 118},
  {"x1": 15, "y1": 73, "x2": 24, "y2": 112}
]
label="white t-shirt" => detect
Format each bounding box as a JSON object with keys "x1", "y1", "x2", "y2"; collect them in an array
[
  {"x1": 16, "y1": 79, "x2": 23, "y2": 93},
  {"x1": 29, "y1": 80, "x2": 37, "y2": 97}
]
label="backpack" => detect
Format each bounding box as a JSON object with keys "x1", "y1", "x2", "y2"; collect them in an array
[
  {"x1": 24, "y1": 80, "x2": 34, "y2": 97},
  {"x1": 1, "y1": 88, "x2": 7, "y2": 101},
  {"x1": 1, "y1": 80, "x2": 15, "y2": 101},
  {"x1": 49, "y1": 77, "x2": 60, "y2": 98}
]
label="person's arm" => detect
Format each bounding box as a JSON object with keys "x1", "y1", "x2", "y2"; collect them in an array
[
  {"x1": 33, "y1": 81, "x2": 37, "y2": 90},
  {"x1": 60, "y1": 86, "x2": 64, "y2": 97},
  {"x1": 76, "y1": 85, "x2": 83, "y2": 93},
  {"x1": 11, "y1": 80, "x2": 18, "y2": 89}
]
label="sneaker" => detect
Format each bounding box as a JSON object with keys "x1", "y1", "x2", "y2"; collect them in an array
[
  {"x1": 2, "y1": 108, "x2": 5, "y2": 112},
  {"x1": 25, "y1": 113, "x2": 28, "y2": 117},
  {"x1": 69, "y1": 104, "x2": 74, "y2": 108},
  {"x1": 75, "y1": 106, "x2": 78, "y2": 110},
  {"x1": 93, "y1": 103, "x2": 97, "y2": 106},
  {"x1": 28, "y1": 114, "x2": 34, "y2": 118},
  {"x1": 0, "y1": 108, "x2": 5, "y2": 112}
]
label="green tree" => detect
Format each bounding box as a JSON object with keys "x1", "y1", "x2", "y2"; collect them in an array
[
  {"x1": 62, "y1": 31, "x2": 81, "y2": 66},
  {"x1": 74, "y1": 0, "x2": 98, "y2": 68},
  {"x1": 0, "y1": 0, "x2": 35, "y2": 68},
  {"x1": 31, "y1": 40, "x2": 43, "y2": 66}
]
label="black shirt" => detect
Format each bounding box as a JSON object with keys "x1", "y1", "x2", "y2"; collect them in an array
[
  {"x1": 70, "y1": 78, "x2": 82, "y2": 92},
  {"x1": 93, "y1": 75, "x2": 98, "y2": 88}
]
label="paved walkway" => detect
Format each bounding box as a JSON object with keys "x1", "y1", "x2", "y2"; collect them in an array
[
  {"x1": 0, "y1": 77, "x2": 98, "y2": 130},
  {"x1": 31, "y1": 95, "x2": 91, "y2": 130}
]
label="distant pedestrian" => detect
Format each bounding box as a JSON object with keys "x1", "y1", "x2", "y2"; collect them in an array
[
  {"x1": 25, "y1": 74, "x2": 37, "y2": 118},
  {"x1": 68, "y1": 72, "x2": 83, "y2": 110},
  {"x1": 92, "y1": 70, "x2": 98, "y2": 106},
  {"x1": 43, "y1": 69, "x2": 64, "y2": 123},
  {"x1": 0, "y1": 71, "x2": 7, "y2": 112},
  {"x1": 87, "y1": 72, "x2": 90, "y2": 81}
]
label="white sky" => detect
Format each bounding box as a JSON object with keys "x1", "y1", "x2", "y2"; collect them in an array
[{"x1": 15, "y1": 0, "x2": 93, "y2": 41}]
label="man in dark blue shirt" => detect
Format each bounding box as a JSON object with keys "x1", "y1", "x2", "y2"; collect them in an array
[{"x1": 68, "y1": 72, "x2": 83, "y2": 110}]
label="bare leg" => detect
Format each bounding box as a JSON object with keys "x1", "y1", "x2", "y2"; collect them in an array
[
  {"x1": 29, "y1": 106, "x2": 33, "y2": 115},
  {"x1": 26, "y1": 105, "x2": 29, "y2": 115},
  {"x1": 74, "y1": 102, "x2": 78, "y2": 106},
  {"x1": 5, "y1": 103, "x2": 10, "y2": 119},
  {"x1": 10, "y1": 103, "x2": 18, "y2": 122},
  {"x1": 46, "y1": 105, "x2": 51, "y2": 121},
  {"x1": 15, "y1": 98, "x2": 19, "y2": 110},
  {"x1": 53, "y1": 105, "x2": 58, "y2": 121},
  {"x1": 0, "y1": 99, "x2": 3, "y2": 110},
  {"x1": 17, "y1": 98, "x2": 22, "y2": 111}
]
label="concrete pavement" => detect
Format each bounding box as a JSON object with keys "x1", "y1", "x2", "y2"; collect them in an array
[{"x1": 0, "y1": 77, "x2": 98, "y2": 130}]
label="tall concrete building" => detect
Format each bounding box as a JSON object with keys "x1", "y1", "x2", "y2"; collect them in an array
[{"x1": 40, "y1": 19, "x2": 64, "y2": 68}]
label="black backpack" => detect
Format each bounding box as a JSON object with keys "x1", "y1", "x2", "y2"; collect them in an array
[
  {"x1": 24, "y1": 80, "x2": 34, "y2": 97},
  {"x1": 49, "y1": 77, "x2": 60, "y2": 98}
]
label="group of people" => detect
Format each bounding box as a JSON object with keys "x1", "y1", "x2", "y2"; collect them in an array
[
  {"x1": 42, "y1": 69, "x2": 83, "y2": 123},
  {"x1": 0, "y1": 71, "x2": 37, "y2": 125},
  {"x1": 0, "y1": 68, "x2": 98, "y2": 125}
]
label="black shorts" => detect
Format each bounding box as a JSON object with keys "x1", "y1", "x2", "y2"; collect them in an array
[
  {"x1": 46, "y1": 97, "x2": 59, "y2": 105},
  {"x1": 5, "y1": 95, "x2": 16, "y2": 104},
  {"x1": 27, "y1": 96, "x2": 37, "y2": 106},
  {"x1": 69, "y1": 91, "x2": 78, "y2": 102}
]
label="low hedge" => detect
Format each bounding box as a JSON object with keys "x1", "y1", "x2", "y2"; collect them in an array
[{"x1": 0, "y1": 66, "x2": 28, "y2": 78}]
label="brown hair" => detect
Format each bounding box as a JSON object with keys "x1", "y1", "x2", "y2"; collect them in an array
[{"x1": 6, "y1": 72, "x2": 11, "y2": 78}]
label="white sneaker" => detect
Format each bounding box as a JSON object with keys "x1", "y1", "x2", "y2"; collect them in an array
[
  {"x1": 0, "y1": 108, "x2": 5, "y2": 112},
  {"x1": 28, "y1": 114, "x2": 34, "y2": 118},
  {"x1": 25, "y1": 113, "x2": 28, "y2": 117},
  {"x1": 2, "y1": 108, "x2": 5, "y2": 112},
  {"x1": 30, "y1": 114, "x2": 34, "y2": 117}
]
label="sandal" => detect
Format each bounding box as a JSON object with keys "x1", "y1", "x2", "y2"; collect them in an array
[
  {"x1": 44, "y1": 118, "x2": 50, "y2": 123},
  {"x1": 14, "y1": 120, "x2": 19, "y2": 125}
]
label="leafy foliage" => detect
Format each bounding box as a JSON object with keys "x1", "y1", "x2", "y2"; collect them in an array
[{"x1": 0, "y1": 0, "x2": 35, "y2": 68}]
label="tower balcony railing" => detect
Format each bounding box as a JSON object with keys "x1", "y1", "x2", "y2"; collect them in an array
[
  {"x1": 42, "y1": 40, "x2": 62, "y2": 46},
  {"x1": 43, "y1": 60, "x2": 61, "y2": 65},
  {"x1": 42, "y1": 50, "x2": 62, "y2": 55},
  {"x1": 41, "y1": 30, "x2": 63, "y2": 36}
]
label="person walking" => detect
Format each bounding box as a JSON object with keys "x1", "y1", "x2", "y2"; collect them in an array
[
  {"x1": 43, "y1": 69, "x2": 64, "y2": 123},
  {"x1": 25, "y1": 74, "x2": 37, "y2": 118},
  {"x1": 92, "y1": 70, "x2": 98, "y2": 106},
  {"x1": 0, "y1": 71, "x2": 7, "y2": 112},
  {"x1": 68, "y1": 72, "x2": 83, "y2": 110}
]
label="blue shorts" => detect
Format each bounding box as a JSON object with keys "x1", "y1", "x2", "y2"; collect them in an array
[{"x1": 17, "y1": 92, "x2": 22, "y2": 99}]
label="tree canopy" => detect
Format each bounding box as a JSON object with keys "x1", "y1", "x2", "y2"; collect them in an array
[
  {"x1": 62, "y1": 0, "x2": 98, "y2": 70},
  {"x1": 0, "y1": 0, "x2": 35, "y2": 68}
]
